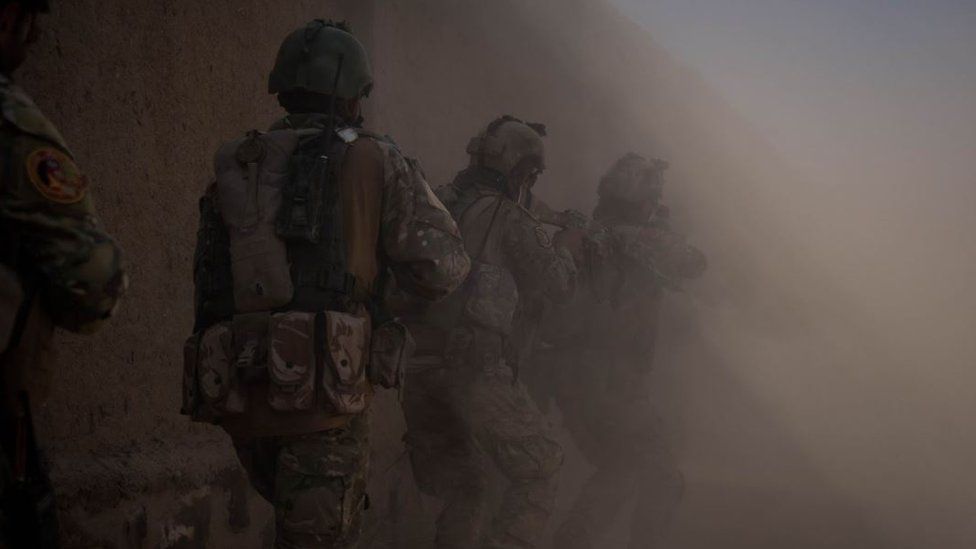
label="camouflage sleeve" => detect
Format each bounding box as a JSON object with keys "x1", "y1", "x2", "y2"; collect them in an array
[
  {"x1": 378, "y1": 142, "x2": 470, "y2": 301},
  {"x1": 616, "y1": 226, "x2": 707, "y2": 283},
  {"x1": 0, "y1": 135, "x2": 126, "y2": 333},
  {"x1": 192, "y1": 183, "x2": 234, "y2": 332},
  {"x1": 527, "y1": 193, "x2": 588, "y2": 230},
  {"x1": 500, "y1": 205, "x2": 576, "y2": 304}
]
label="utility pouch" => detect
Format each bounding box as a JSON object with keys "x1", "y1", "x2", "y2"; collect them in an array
[
  {"x1": 463, "y1": 262, "x2": 518, "y2": 335},
  {"x1": 321, "y1": 311, "x2": 371, "y2": 414},
  {"x1": 215, "y1": 130, "x2": 299, "y2": 313},
  {"x1": 267, "y1": 311, "x2": 317, "y2": 411},
  {"x1": 196, "y1": 322, "x2": 246, "y2": 417},
  {"x1": 368, "y1": 320, "x2": 415, "y2": 389}
]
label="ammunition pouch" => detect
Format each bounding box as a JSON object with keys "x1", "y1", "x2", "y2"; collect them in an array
[
  {"x1": 368, "y1": 319, "x2": 414, "y2": 389},
  {"x1": 268, "y1": 312, "x2": 317, "y2": 411},
  {"x1": 321, "y1": 311, "x2": 371, "y2": 414},
  {"x1": 182, "y1": 308, "x2": 372, "y2": 423},
  {"x1": 182, "y1": 321, "x2": 246, "y2": 422}
]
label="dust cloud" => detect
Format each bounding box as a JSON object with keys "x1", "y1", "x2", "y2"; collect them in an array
[
  {"x1": 560, "y1": 3, "x2": 976, "y2": 549},
  {"x1": 380, "y1": 1, "x2": 976, "y2": 548}
]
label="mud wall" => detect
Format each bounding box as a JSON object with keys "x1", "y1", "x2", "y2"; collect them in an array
[{"x1": 19, "y1": 1, "x2": 905, "y2": 548}]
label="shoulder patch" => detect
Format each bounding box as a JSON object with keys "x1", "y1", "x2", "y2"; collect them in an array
[
  {"x1": 26, "y1": 147, "x2": 88, "y2": 204},
  {"x1": 534, "y1": 225, "x2": 553, "y2": 248}
]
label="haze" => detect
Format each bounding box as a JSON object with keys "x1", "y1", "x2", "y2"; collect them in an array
[{"x1": 606, "y1": 1, "x2": 976, "y2": 547}]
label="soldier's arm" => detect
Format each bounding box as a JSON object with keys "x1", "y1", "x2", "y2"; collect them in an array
[
  {"x1": 377, "y1": 142, "x2": 470, "y2": 300},
  {"x1": 0, "y1": 136, "x2": 126, "y2": 333},
  {"x1": 527, "y1": 192, "x2": 589, "y2": 230},
  {"x1": 617, "y1": 225, "x2": 707, "y2": 283},
  {"x1": 501, "y1": 206, "x2": 576, "y2": 305}
]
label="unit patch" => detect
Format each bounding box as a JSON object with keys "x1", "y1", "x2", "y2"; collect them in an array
[{"x1": 26, "y1": 147, "x2": 87, "y2": 204}]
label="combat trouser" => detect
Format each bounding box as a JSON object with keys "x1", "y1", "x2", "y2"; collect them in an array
[
  {"x1": 232, "y1": 415, "x2": 369, "y2": 549},
  {"x1": 403, "y1": 359, "x2": 563, "y2": 549},
  {"x1": 546, "y1": 350, "x2": 683, "y2": 549}
]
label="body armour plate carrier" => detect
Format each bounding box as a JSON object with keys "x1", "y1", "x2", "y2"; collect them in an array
[{"x1": 183, "y1": 126, "x2": 379, "y2": 425}]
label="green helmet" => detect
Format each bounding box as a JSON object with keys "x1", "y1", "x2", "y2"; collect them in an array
[
  {"x1": 466, "y1": 115, "x2": 547, "y2": 176},
  {"x1": 598, "y1": 153, "x2": 669, "y2": 204},
  {"x1": 268, "y1": 20, "x2": 373, "y2": 100}
]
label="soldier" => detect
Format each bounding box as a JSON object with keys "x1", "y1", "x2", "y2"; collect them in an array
[
  {"x1": 183, "y1": 20, "x2": 469, "y2": 549},
  {"x1": 398, "y1": 116, "x2": 580, "y2": 549},
  {"x1": 0, "y1": 0, "x2": 127, "y2": 546},
  {"x1": 530, "y1": 153, "x2": 706, "y2": 549}
]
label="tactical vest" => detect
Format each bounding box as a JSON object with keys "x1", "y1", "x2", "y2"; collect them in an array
[{"x1": 183, "y1": 125, "x2": 388, "y2": 426}]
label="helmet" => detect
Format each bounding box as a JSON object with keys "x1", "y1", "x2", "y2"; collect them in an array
[
  {"x1": 268, "y1": 20, "x2": 373, "y2": 100},
  {"x1": 597, "y1": 153, "x2": 669, "y2": 204},
  {"x1": 466, "y1": 115, "x2": 547, "y2": 176}
]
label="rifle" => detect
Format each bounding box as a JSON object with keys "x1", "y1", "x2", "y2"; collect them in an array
[
  {"x1": 537, "y1": 206, "x2": 682, "y2": 296},
  {"x1": 0, "y1": 391, "x2": 59, "y2": 548}
]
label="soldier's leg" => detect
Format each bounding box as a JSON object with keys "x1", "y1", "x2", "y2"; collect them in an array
[
  {"x1": 551, "y1": 401, "x2": 638, "y2": 549},
  {"x1": 555, "y1": 397, "x2": 683, "y2": 549},
  {"x1": 234, "y1": 416, "x2": 370, "y2": 549},
  {"x1": 627, "y1": 421, "x2": 684, "y2": 549},
  {"x1": 402, "y1": 368, "x2": 492, "y2": 548},
  {"x1": 274, "y1": 417, "x2": 370, "y2": 549},
  {"x1": 468, "y1": 363, "x2": 563, "y2": 549},
  {"x1": 551, "y1": 353, "x2": 667, "y2": 549}
]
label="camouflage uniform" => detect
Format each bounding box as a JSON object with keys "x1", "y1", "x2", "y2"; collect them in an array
[
  {"x1": 529, "y1": 154, "x2": 706, "y2": 549},
  {"x1": 187, "y1": 22, "x2": 468, "y2": 549},
  {"x1": 0, "y1": 70, "x2": 126, "y2": 545},
  {"x1": 400, "y1": 117, "x2": 575, "y2": 549}
]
